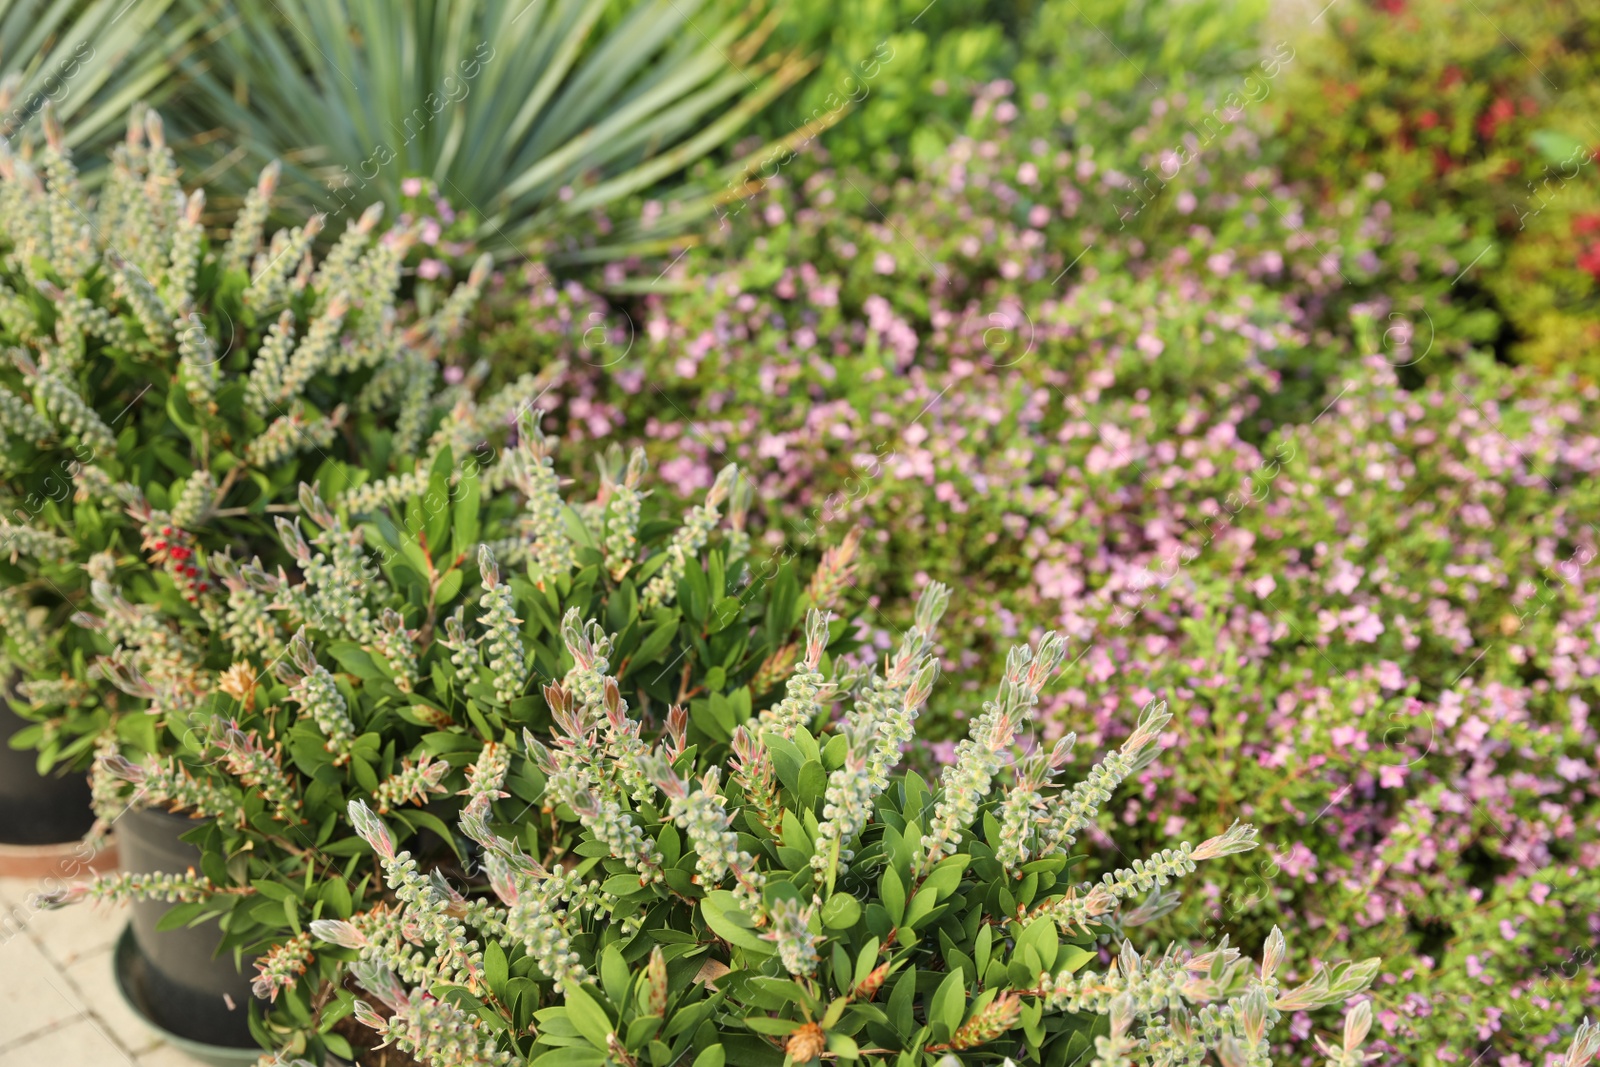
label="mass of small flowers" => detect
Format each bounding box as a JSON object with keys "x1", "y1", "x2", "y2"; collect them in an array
[{"x1": 456, "y1": 53, "x2": 1600, "y2": 1067}]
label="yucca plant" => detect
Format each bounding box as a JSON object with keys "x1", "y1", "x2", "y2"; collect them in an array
[
  {"x1": 292, "y1": 584, "x2": 1382, "y2": 1067},
  {"x1": 173, "y1": 0, "x2": 818, "y2": 258},
  {"x1": 0, "y1": 103, "x2": 501, "y2": 770},
  {"x1": 0, "y1": 0, "x2": 202, "y2": 160}
]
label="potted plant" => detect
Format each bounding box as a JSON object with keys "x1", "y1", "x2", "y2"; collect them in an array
[
  {"x1": 45, "y1": 399, "x2": 858, "y2": 1061},
  {"x1": 53, "y1": 554, "x2": 1386, "y2": 1064},
  {"x1": 0, "y1": 102, "x2": 497, "y2": 859},
  {"x1": 311, "y1": 584, "x2": 1384, "y2": 1067}
]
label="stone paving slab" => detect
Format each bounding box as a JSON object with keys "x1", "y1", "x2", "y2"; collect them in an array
[{"x1": 0, "y1": 877, "x2": 213, "y2": 1067}]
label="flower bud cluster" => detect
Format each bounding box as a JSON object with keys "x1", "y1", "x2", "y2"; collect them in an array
[
  {"x1": 601, "y1": 446, "x2": 649, "y2": 580},
  {"x1": 477, "y1": 546, "x2": 527, "y2": 703},
  {"x1": 762, "y1": 896, "x2": 819, "y2": 978},
  {"x1": 246, "y1": 407, "x2": 343, "y2": 466},
  {"x1": 804, "y1": 527, "x2": 863, "y2": 612},
  {"x1": 245, "y1": 213, "x2": 324, "y2": 311},
  {"x1": 279, "y1": 630, "x2": 357, "y2": 765},
  {"x1": 811, "y1": 724, "x2": 876, "y2": 884},
  {"x1": 371, "y1": 754, "x2": 450, "y2": 814},
  {"x1": 216, "y1": 726, "x2": 299, "y2": 823},
  {"x1": 758, "y1": 608, "x2": 831, "y2": 737},
  {"x1": 508, "y1": 410, "x2": 575, "y2": 586},
  {"x1": 1036, "y1": 700, "x2": 1172, "y2": 857},
  {"x1": 372, "y1": 608, "x2": 419, "y2": 692},
  {"x1": 251, "y1": 931, "x2": 312, "y2": 1003},
  {"x1": 924, "y1": 632, "x2": 1067, "y2": 872},
  {"x1": 41, "y1": 867, "x2": 228, "y2": 908},
  {"x1": 642, "y1": 463, "x2": 739, "y2": 609},
  {"x1": 352, "y1": 968, "x2": 519, "y2": 1067},
  {"x1": 94, "y1": 749, "x2": 245, "y2": 824},
  {"x1": 651, "y1": 763, "x2": 766, "y2": 918},
  {"x1": 223, "y1": 160, "x2": 279, "y2": 273}
]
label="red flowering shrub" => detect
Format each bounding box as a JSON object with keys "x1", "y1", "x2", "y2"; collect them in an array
[{"x1": 1272, "y1": 0, "x2": 1600, "y2": 374}]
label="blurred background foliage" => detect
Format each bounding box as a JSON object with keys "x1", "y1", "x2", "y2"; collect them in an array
[{"x1": 17, "y1": 0, "x2": 1600, "y2": 378}]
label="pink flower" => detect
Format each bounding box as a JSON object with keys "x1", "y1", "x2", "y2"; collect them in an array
[
  {"x1": 400, "y1": 177, "x2": 423, "y2": 197},
  {"x1": 1331, "y1": 725, "x2": 1365, "y2": 750},
  {"x1": 416, "y1": 258, "x2": 444, "y2": 280},
  {"x1": 873, "y1": 251, "x2": 897, "y2": 275}
]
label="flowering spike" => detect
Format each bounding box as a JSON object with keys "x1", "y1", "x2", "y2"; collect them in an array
[{"x1": 348, "y1": 799, "x2": 396, "y2": 861}]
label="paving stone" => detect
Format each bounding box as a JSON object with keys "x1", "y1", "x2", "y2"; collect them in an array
[
  {"x1": 0, "y1": 1016, "x2": 135, "y2": 1066},
  {"x1": 0, "y1": 877, "x2": 28, "y2": 909},
  {"x1": 25, "y1": 897, "x2": 126, "y2": 970},
  {"x1": 66, "y1": 944, "x2": 164, "y2": 1058},
  {"x1": 136, "y1": 1042, "x2": 223, "y2": 1066},
  {"x1": 0, "y1": 929, "x2": 89, "y2": 1048}
]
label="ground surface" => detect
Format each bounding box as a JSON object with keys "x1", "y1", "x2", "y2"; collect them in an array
[{"x1": 0, "y1": 876, "x2": 212, "y2": 1066}]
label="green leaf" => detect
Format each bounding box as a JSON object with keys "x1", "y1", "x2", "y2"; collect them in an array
[
  {"x1": 903, "y1": 889, "x2": 942, "y2": 930},
  {"x1": 797, "y1": 760, "x2": 827, "y2": 810},
  {"x1": 766, "y1": 562, "x2": 800, "y2": 644},
  {"x1": 1057, "y1": 945, "x2": 1095, "y2": 974},
  {"x1": 880, "y1": 866, "x2": 906, "y2": 926},
  {"x1": 691, "y1": 1046, "x2": 726, "y2": 1067},
  {"x1": 485, "y1": 942, "x2": 509, "y2": 999},
  {"x1": 920, "y1": 856, "x2": 969, "y2": 900},
  {"x1": 821, "y1": 893, "x2": 862, "y2": 930},
  {"x1": 708, "y1": 596, "x2": 742, "y2": 633},
  {"x1": 154, "y1": 900, "x2": 212, "y2": 932},
  {"x1": 701, "y1": 891, "x2": 776, "y2": 955},
  {"x1": 690, "y1": 698, "x2": 733, "y2": 743},
  {"x1": 1530, "y1": 128, "x2": 1588, "y2": 166},
  {"x1": 453, "y1": 467, "x2": 481, "y2": 556},
  {"x1": 529, "y1": 1049, "x2": 608, "y2": 1067},
  {"x1": 679, "y1": 565, "x2": 708, "y2": 622},
  {"x1": 1014, "y1": 918, "x2": 1058, "y2": 973},
  {"x1": 854, "y1": 938, "x2": 881, "y2": 987},
  {"x1": 251, "y1": 880, "x2": 298, "y2": 903},
  {"x1": 603, "y1": 874, "x2": 648, "y2": 898},
  {"x1": 827, "y1": 1032, "x2": 860, "y2": 1060},
  {"x1": 601, "y1": 945, "x2": 630, "y2": 1007},
  {"x1": 887, "y1": 967, "x2": 917, "y2": 1035},
  {"x1": 765, "y1": 734, "x2": 804, "y2": 795},
  {"x1": 321, "y1": 877, "x2": 352, "y2": 919},
  {"x1": 563, "y1": 985, "x2": 614, "y2": 1052},
  {"x1": 629, "y1": 617, "x2": 678, "y2": 669},
  {"x1": 931, "y1": 968, "x2": 966, "y2": 1042},
  {"x1": 740, "y1": 1017, "x2": 800, "y2": 1036},
  {"x1": 975, "y1": 925, "x2": 993, "y2": 973}
]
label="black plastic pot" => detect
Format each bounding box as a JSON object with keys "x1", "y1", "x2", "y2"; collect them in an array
[
  {"x1": 119, "y1": 805, "x2": 258, "y2": 1048},
  {"x1": 0, "y1": 693, "x2": 96, "y2": 845}
]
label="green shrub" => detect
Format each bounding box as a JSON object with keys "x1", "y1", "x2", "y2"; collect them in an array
[
  {"x1": 1271, "y1": 0, "x2": 1600, "y2": 373},
  {"x1": 312, "y1": 585, "x2": 1381, "y2": 1066},
  {"x1": 48, "y1": 425, "x2": 845, "y2": 1060},
  {"x1": 0, "y1": 104, "x2": 494, "y2": 770}
]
